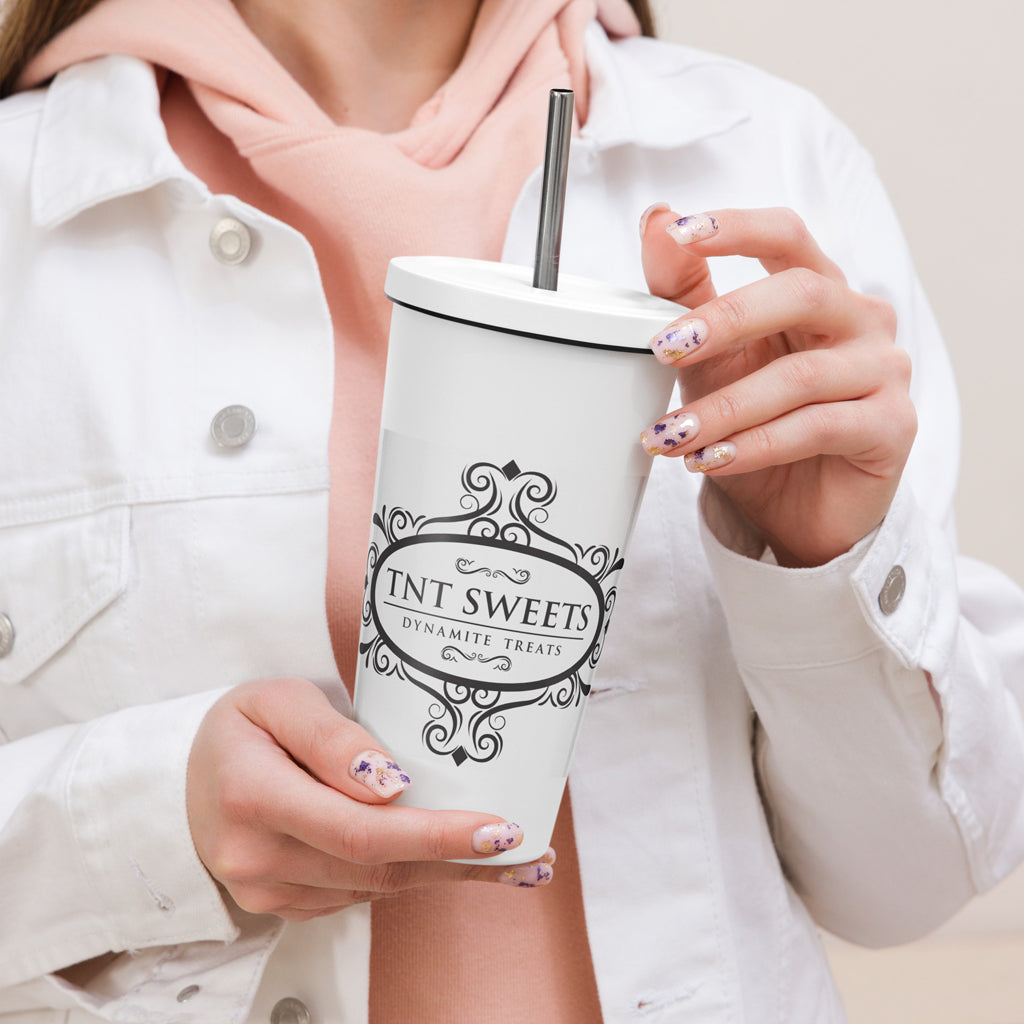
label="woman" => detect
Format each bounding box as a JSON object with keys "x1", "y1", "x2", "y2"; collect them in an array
[{"x1": 0, "y1": 0, "x2": 1022, "y2": 1021}]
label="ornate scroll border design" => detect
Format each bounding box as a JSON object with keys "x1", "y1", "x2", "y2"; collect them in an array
[{"x1": 359, "y1": 460, "x2": 623, "y2": 766}]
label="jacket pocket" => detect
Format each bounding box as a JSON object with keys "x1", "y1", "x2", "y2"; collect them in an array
[{"x1": 0, "y1": 506, "x2": 129, "y2": 688}]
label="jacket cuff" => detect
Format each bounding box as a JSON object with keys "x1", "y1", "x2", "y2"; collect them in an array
[
  {"x1": 67, "y1": 688, "x2": 239, "y2": 950},
  {"x1": 699, "y1": 482, "x2": 952, "y2": 673}
]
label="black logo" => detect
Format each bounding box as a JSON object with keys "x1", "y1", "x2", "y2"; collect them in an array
[{"x1": 360, "y1": 461, "x2": 622, "y2": 765}]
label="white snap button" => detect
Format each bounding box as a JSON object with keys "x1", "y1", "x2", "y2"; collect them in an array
[
  {"x1": 210, "y1": 217, "x2": 253, "y2": 265},
  {"x1": 0, "y1": 612, "x2": 13, "y2": 658},
  {"x1": 270, "y1": 996, "x2": 312, "y2": 1024},
  {"x1": 878, "y1": 565, "x2": 906, "y2": 615},
  {"x1": 210, "y1": 405, "x2": 257, "y2": 449}
]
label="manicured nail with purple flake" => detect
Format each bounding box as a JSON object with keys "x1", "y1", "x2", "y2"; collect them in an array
[
  {"x1": 665, "y1": 213, "x2": 719, "y2": 246},
  {"x1": 639, "y1": 201, "x2": 670, "y2": 239},
  {"x1": 472, "y1": 822, "x2": 524, "y2": 854},
  {"x1": 498, "y1": 860, "x2": 554, "y2": 887},
  {"x1": 641, "y1": 411, "x2": 700, "y2": 456},
  {"x1": 684, "y1": 442, "x2": 737, "y2": 473},
  {"x1": 350, "y1": 750, "x2": 411, "y2": 798},
  {"x1": 650, "y1": 318, "x2": 708, "y2": 364}
]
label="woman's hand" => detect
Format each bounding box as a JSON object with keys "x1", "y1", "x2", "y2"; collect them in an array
[
  {"x1": 186, "y1": 677, "x2": 553, "y2": 922},
  {"x1": 638, "y1": 206, "x2": 916, "y2": 567}
]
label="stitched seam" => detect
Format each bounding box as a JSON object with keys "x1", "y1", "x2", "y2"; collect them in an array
[
  {"x1": 735, "y1": 641, "x2": 886, "y2": 673},
  {"x1": 657, "y1": 472, "x2": 736, "y2": 1020},
  {"x1": 0, "y1": 474, "x2": 328, "y2": 528}
]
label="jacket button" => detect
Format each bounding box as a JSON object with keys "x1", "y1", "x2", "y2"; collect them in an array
[
  {"x1": 176, "y1": 985, "x2": 200, "y2": 1002},
  {"x1": 210, "y1": 217, "x2": 253, "y2": 265},
  {"x1": 210, "y1": 405, "x2": 257, "y2": 449},
  {"x1": 0, "y1": 612, "x2": 13, "y2": 658},
  {"x1": 270, "y1": 997, "x2": 312, "y2": 1024},
  {"x1": 878, "y1": 565, "x2": 906, "y2": 615}
]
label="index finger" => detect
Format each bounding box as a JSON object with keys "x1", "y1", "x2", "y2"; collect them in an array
[
  {"x1": 270, "y1": 756, "x2": 529, "y2": 864},
  {"x1": 665, "y1": 207, "x2": 847, "y2": 283}
]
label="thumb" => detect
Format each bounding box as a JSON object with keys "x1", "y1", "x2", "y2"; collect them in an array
[
  {"x1": 640, "y1": 204, "x2": 718, "y2": 308},
  {"x1": 233, "y1": 677, "x2": 412, "y2": 805}
]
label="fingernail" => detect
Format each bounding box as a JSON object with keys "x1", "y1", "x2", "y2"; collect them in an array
[
  {"x1": 498, "y1": 861, "x2": 554, "y2": 887},
  {"x1": 639, "y1": 201, "x2": 670, "y2": 239},
  {"x1": 472, "y1": 822, "x2": 524, "y2": 854},
  {"x1": 650, "y1": 318, "x2": 708, "y2": 364},
  {"x1": 540, "y1": 847, "x2": 557, "y2": 865},
  {"x1": 350, "y1": 750, "x2": 411, "y2": 798},
  {"x1": 665, "y1": 213, "x2": 719, "y2": 246},
  {"x1": 684, "y1": 442, "x2": 737, "y2": 473},
  {"x1": 641, "y1": 411, "x2": 700, "y2": 456}
]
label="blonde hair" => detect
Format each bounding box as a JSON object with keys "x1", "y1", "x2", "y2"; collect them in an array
[{"x1": 0, "y1": 0, "x2": 656, "y2": 100}]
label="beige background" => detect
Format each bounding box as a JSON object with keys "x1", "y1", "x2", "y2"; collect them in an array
[
  {"x1": 650, "y1": 2, "x2": 1024, "y2": 1019},
  {"x1": 1, "y1": 0, "x2": 1020, "y2": 1018}
]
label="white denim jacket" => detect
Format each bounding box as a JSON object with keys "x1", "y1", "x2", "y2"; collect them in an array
[{"x1": 2, "y1": 24, "x2": 1024, "y2": 1024}]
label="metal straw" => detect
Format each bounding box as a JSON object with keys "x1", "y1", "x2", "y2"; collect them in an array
[{"x1": 532, "y1": 89, "x2": 574, "y2": 291}]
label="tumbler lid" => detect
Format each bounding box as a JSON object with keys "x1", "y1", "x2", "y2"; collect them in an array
[{"x1": 385, "y1": 256, "x2": 683, "y2": 353}]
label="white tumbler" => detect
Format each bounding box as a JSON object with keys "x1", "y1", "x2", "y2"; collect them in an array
[{"x1": 354, "y1": 256, "x2": 680, "y2": 863}]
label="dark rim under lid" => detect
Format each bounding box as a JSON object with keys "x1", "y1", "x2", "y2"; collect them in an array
[{"x1": 385, "y1": 257, "x2": 684, "y2": 354}]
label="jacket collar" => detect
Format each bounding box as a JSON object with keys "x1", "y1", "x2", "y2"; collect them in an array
[
  {"x1": 580, "y1": 22, "x2": 750, "y2": 153},
  {"x1": 30, "y1": 55, "x2": 204, "y2": 228},
  {"x1": 30, "y1": 28, "x2": 749, "y2": 228}
]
